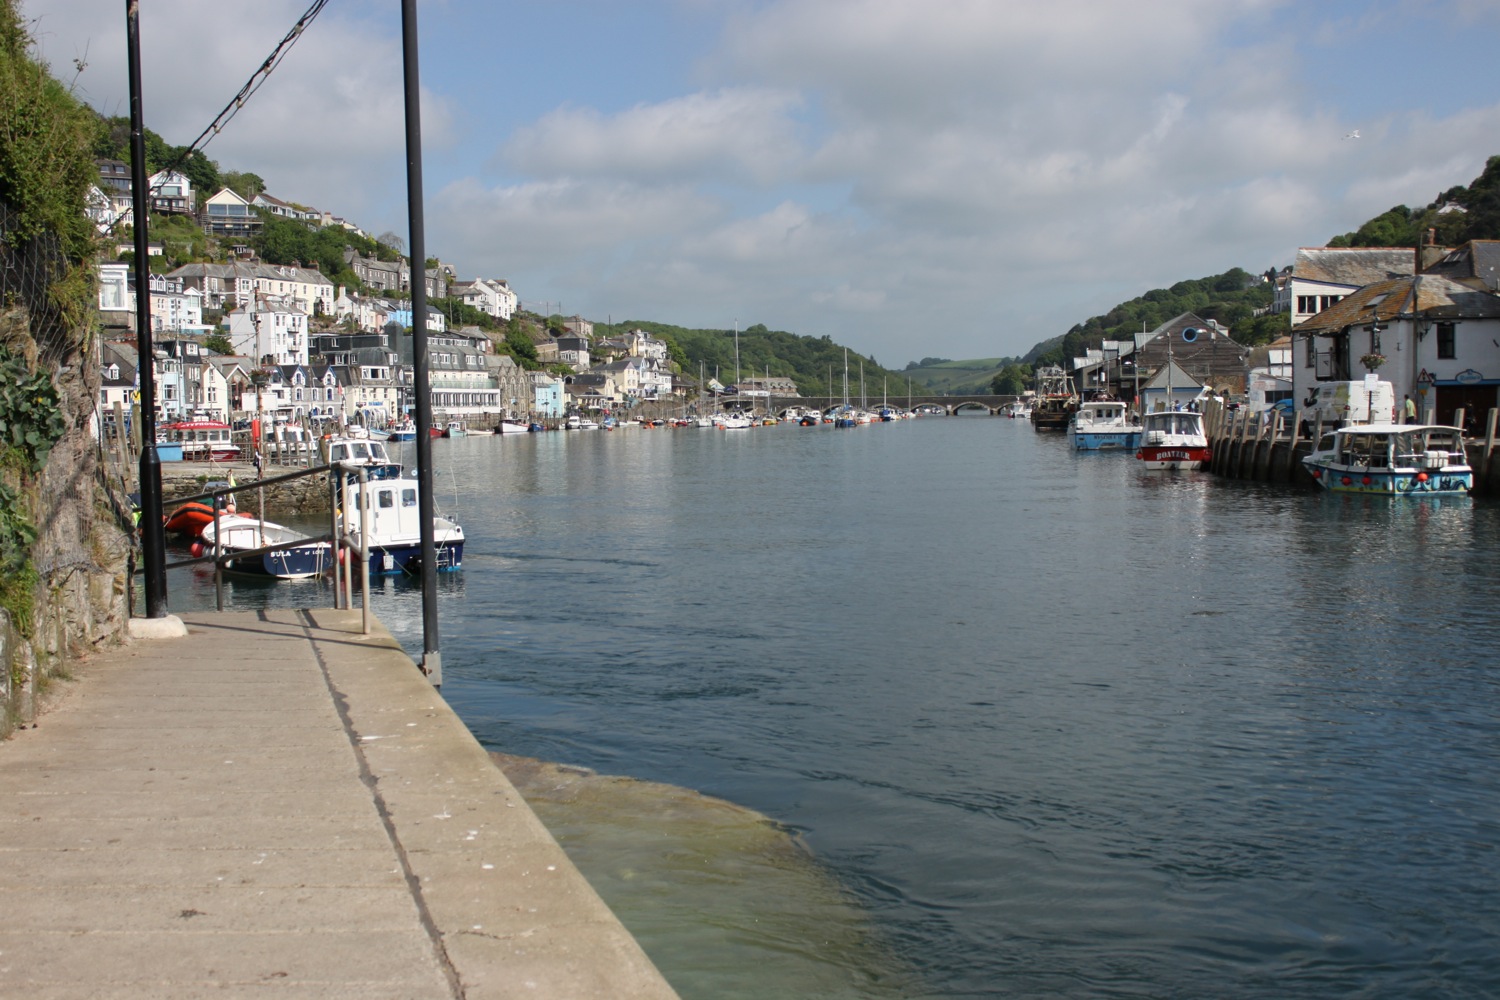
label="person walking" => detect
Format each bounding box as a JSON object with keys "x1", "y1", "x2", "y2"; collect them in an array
[{"x1": 1403, "y1": 393, "x2": 1418, "y2": 424}]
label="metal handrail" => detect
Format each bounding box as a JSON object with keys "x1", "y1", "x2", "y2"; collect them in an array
[{"x1": 144, "y1": 460, "x2": 373, "y2": 634}]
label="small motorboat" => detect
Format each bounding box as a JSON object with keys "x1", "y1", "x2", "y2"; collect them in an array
[
  {"x1": 198, "y1": 515, "x2": 332, "y2": 579},
  {"x1": 1136, "y1": 410, "x2": 1210, "y2": 470},
  {"x1": 1303, "y1": 423, "x2": 1473, "y2": 496}
]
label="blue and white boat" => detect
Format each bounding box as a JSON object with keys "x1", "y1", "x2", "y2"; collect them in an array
[
  {"x1": 1303, "y1": 423, "x2": 1473, "y2": 497},
  {"x1": 334, "y1": 471, "x2": 463, "y2": 578},
  {"x1": 1068, "y1": 401, "x2": 1141, "y2": 450}
]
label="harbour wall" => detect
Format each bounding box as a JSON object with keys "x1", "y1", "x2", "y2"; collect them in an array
[{"x1": 1203, "y1": 402, "x2": 1500, "y2": 496}]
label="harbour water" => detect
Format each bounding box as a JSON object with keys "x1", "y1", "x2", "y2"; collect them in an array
[{"x1": 165, "y1": 419, "x2": 1500, "y2": 998}]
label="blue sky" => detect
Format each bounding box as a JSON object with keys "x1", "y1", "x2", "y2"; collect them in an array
[{"x1": 27, "y1": 0, "x2": 1500, "y2": 364}]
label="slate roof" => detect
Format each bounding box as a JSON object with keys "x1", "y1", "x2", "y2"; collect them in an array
[
  {"x1": 1291, "y1": 247, "x2": 1425, "y2": 288},
  {"x1": 1295, "y1": 274, "x2": 1500, "y2": 334}
]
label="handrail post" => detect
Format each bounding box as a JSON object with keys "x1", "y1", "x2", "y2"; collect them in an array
[
  {"x1": 213, "y1": 502, "x2": 224, "y2": 611},
  {"x1": 329, "y1": 466, "x2": 342, "y2": 610},
  {"x1": 359, "y1": 466, "x2": 371, "y2": 636},
  {"x1": 339, "y1": 472, "x2": 352, "y2": 611}
]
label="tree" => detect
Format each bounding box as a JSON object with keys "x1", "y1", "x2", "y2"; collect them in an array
[
  {"x1": 203, "y1": 333, "x2": 234, "y2": 355},
  {"x1": 221, "y1": 170, "x2": 265, "y2": 200}
]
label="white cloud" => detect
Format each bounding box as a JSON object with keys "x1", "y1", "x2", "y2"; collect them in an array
[{"x1": 501, "y1": 88, "x2": 806, "y2": 186}]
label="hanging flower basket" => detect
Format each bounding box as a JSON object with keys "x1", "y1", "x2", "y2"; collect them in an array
[{"x1": 1360, "y1": 353, "x2": 1386, "y2": 370}]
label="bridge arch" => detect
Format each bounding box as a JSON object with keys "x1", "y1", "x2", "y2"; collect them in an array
[{"x1": 949, "y1": 400, "x2": 999, "y2": 415}]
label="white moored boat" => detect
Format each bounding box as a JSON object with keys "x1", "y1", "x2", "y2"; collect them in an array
[{"x1": 1135, "y1": 410, "x2": 1210, "y2": 470}]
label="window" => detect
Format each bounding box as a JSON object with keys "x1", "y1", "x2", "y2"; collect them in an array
[
  {"x1": 1321, "y1": 295, "x2": 1342, "y2": 311},
  {"x1": 1297, "y1": 295, "x2": 1318, "y2": 314},
  {"x1": 1437, "y1": 322, "x2": 1456, "y2": 359},
  {"x1": 378, "y1": 490, "x2": 394, "y2": 509},
  {"x1": 401, "y1": 489, "x2": 417, "y2": 508}
]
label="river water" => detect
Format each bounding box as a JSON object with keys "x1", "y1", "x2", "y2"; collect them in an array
[{"x1": 166, "y1": 418, "x2": 1500, "y2": 999}]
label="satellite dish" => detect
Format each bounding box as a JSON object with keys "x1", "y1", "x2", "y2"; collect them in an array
[{"x1": 1181, "y1": 327, "x2": 1200, "y2": 343}]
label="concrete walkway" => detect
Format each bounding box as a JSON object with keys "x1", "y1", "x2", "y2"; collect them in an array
[{"x1": 0, "y1": 609, "x2": 679, "y2": 999}]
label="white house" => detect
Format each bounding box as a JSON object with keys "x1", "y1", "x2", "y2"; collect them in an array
[
  {"x1": 201, "y1": 188, "x2": 262, "y2": 238},
  {"x1": 146, "y1": 169, "x2": 195, "y2": 216},
  {"x1": 449, "y1": 278, "x2": 517, "y2": 321},
  {"x1": 1292, "y1": 273, "x2": 1500, "y2": 427},
  {"x1": 226, "y1": 294, "x2": 310, "y2": 367}
]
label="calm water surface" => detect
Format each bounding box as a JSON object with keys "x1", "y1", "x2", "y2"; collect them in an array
[{"x1": 169, "y1": 419, "x2": 1500, "y2": 998}]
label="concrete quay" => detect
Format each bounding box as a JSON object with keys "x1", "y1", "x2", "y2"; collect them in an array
[{"x1": 0, "y1": 609, "x2": 680, "y2": 999}]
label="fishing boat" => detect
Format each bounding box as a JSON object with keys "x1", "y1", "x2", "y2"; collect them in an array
[
  {"x1": 198, "y1": 515, "x2": 333, "y2": 579},
  {"x1": 442, "y1": 420, "x2": 467, "y2": 438},
  {"x1": 1068, "y1": 401, "x2": 1141, "y2": 451},
  {"x1": 1302, "y1": 424, "x2": 1473, "y2": 496},
  {"x1": 1029, "y1": 367, "x2": 1078, "y2": 432},
  {"x1": 386, "y1": 418, "x2": 417, "y2": 442},
  {"x1": 159, "y1": 419, "x2": 240, "y2": 461},
  {"x1": 1135, "y1": 410, "x2": 1211, "y2": 470},
  {"x1": 324, "y1": 434, "x2": 396, "y2": 469},
  {"x1": 720, "y1": 412, "x2": 753, "y2": 429},
  {"x1": 495, "y1": 420, "x2": 530, "y2": 435},
  {"x1": 336, "y1": 466, "x2": 464, "y2": 577}
]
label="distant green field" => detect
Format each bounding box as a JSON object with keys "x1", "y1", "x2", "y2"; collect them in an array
[{"x1": 904, "y1": 359, "x2": 1008, "y2": 394}]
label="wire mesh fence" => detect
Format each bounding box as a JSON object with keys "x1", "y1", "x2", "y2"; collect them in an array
[{"x1": 0, "y1": 197, "x2": 75, "y2": 362}]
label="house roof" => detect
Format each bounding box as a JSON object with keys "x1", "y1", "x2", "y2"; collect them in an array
[
  {"x1": 1294, "y1": 274, "x2": 1500, "y2": 334},
  {"x1": 1140, "y1": 359, "x2": 1202, "y2": 391},
  {"x1": 1424, "y1": 239, "x2": 1500, "y2": 291},
  {"x1": 1291, "y1": 247, "x2": 1426, "y2": 288}
]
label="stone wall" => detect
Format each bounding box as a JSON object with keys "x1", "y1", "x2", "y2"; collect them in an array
[{"x1": 1, "y1": 307, "x2": 133, "y2": 736}]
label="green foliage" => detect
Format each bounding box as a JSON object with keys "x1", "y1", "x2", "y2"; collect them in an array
[
  {"x1": 0, "y1": 9, "x2": 99, "y2": 263},
  {"x1": 0, "y1": 480, "x2": 35, "y2": 575},
  {"x1": 905, "y1": 356, "x2": 952, "y2": 370},
  {"x1": 990, "y1": 364, "x2": 1032, "y2": 395},
  {"x1": 203, "y1": 333, "x2": 233, "y2": 355},
  {"x1": 220, "y1": 170, "x2": 265, "y2": 200},
  {"x1": 0, "y1": 559, "x2": 36, "y2": 637},
  {"x1": 250, "y1": 212, "x2": 384, "y2": 286},
  {"x1": 501, "y1": 321, "x2": 540, "y2": 368},
  {"x1": 0, "y1": 350, "x2": 66, "y2": 471}
]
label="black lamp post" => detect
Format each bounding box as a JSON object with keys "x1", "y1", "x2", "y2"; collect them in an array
[{"x1": 126, "y1": 1, "x2": 166, "y2": 617}]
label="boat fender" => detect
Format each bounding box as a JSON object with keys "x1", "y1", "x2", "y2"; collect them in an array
[
  {"x1": 190, "y1": 542, "x2": 204, "y2": 558},
  {"x1": 1416, "y1": 472, "x2": 1429, "y2": 483},
  {"x1": 1341, "y1": 476, "x2": 1353, "y2": 486},
  {"x1": 1362, "y1": 476, "x2": 1372, "y2": 485}
]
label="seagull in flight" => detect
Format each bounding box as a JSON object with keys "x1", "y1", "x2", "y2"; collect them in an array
[{"x1": 1344, "y1": 129, "x2": 1361, "y2": 139}]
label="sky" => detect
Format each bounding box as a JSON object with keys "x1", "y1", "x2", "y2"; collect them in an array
[{"x1": 24, "y1": 0, "x2": 1500, "y2": 365}]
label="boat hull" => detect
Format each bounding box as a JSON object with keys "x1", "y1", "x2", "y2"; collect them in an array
[
  {"x1": 1136, "y1": 446, "x2": 1211, "y2": 470},
  {"x1": 1303, "y1": 461, "x2": 1473, "y2": 496},
  {"x1": 1072, "y1": 430, "x2": 1142, "y2": 451},
  {"x1": 164, "y1": 502, "x2": 218, "y2": 537},
  {"x1": 365, "y1": 540, "x2": 464, "y2": 577}
]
